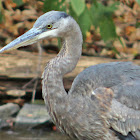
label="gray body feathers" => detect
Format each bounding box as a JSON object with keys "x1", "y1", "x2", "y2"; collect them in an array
[{"x1": 68, "y1": 62, "x2": 140, "y2": 139}]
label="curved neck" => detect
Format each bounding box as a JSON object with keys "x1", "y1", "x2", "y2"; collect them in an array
[{"x1": 42, "y1": 22, "x2": 83, "y2": 102}]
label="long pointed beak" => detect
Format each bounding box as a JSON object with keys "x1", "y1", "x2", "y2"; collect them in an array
[{"x1": 0, "y1": 28, "x2": 42, "y2": 53}]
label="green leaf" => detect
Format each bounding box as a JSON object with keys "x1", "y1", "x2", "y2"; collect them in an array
[
  {"x1": 136, "y1": 21, "x2": 140, "y2": 28},
  {"x1": 99, "y1": 17, "x2": 117, "y2": 41},
  {"x1": 71, "y1": 0, "x2": 85, "y2": 16},
  {"x1": 0, "y1": 11, "x2": 3, "y2": 23},
  {"x1": 69, "y1": 3, "x2": 78, "y2": 20},
  {"x1": 90, "y1": 2, "x2": 119, "y2": 27},
  {"x1": 43, "y1": 0, "x2": 66, "y2": 12},
  {"x1": 90, "y1": 3, "x2": 104, "y2": 28},
  {"x1": 13, "y1": 0, "x2": 23, "y2": 7},
  {"x1": 78, "y1": 7, "x2": 92, "y2": 39},
  {"x1": 136, "y1": 0, "x2": 140, "y2": 5},
  {"x1": 57, "y1": 38, "x2": 61, "y2": 49},
  {"x1": 91, "y1": 0, "x2": 98, "y2": 7},
  {"x1": 118, "y1": 36, "x2": 125, "y2": 48},
  {"x1": 90, "y1": 2, "x2": 118, "y2": 41}
]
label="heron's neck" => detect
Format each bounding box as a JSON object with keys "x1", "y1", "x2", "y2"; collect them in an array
[{"x1": 42, "y1": 25, "x2": 83, "y2": 102}]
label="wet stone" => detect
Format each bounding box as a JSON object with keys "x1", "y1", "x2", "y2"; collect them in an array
[
  {"x1": 0, "y1": 118, "x2": 11, "y2": 129},
  {"x1": 0, "y1": 103, "x2": 20, "y2": 118},
  {"x1": 15, "y1": 103, "x2": 52, "y2": 129}
]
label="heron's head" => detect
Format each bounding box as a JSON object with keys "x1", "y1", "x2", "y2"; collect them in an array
[{"x1": 0, "y1": 11, "x2": 75, "y2": 53}]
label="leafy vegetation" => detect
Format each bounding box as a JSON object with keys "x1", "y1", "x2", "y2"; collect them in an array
[
  {"x1": 136, "y1": 0, "x2": 140, "y2": 5},
  {"x1": 0, "y1": 0, "x2": 139, "y2": 59},
  {"x1": 12, "y1": 0, "x2": 24, "y2": 7}
]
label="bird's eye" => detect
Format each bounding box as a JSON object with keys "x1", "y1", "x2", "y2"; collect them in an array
[{"x1": 47, "y1": 24, "x2": 53, "y2": 29}]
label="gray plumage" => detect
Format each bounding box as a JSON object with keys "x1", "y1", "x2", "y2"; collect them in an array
[{"x1": 0, "y1": 11, "x2": 140, "y2": 140}]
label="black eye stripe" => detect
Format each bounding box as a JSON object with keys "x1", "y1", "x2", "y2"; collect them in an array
[{"x1": 60, "y1": 12, "x2": 69, "y2": 18}]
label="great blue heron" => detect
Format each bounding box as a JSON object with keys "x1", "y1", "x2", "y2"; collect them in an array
[{"x1": 0, "y1": 11, "x2": 140, "y2": 140}]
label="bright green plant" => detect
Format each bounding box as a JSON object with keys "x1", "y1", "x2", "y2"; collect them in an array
[
  {"x1": 136, "y1": 0, "x2": 140, "y2": 5},
  {"x1": 13, "y1": 0, "x2": 24, "y2": 7},
  {"x1": 90, "y1": 2, "x2": 119, "y2": 41}
]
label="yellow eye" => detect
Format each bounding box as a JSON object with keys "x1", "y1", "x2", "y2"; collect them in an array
[{"x1": 47, "y1": 24, "x2": 53, "y2": 29}]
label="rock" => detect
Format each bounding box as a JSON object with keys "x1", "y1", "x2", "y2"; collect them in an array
[
  {"x1": 15, "y1": 103, "x2": 51, "y2": 129},
  {"x1": 0, "y1": 118, "x2": 11, "y2": 129},
  {"x1": 7, "y1": 90, "x2": 26, "y2": 97},
  {"x1": 0, "y1": 103, "x2": 19, "y2": 129},
  {"x1": 0, "y1": 103, "x2": 20, "y2": 118}
]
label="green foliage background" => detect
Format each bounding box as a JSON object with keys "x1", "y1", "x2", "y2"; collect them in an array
[
  {"x1": 0, "y1": 0, "x2": 122, "y2": 45},
  {"x1": 1, "y1": 0, "x2": 139, "y2": 52}
]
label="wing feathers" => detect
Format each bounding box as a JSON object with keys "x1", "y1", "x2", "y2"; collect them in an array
[{"x1": 109, "y1": 99, "x2": 140, "y2": 139}]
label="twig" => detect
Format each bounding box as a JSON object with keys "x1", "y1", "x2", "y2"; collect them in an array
[
  {"x1": 22, "y1": 77, "x2": 36, "y2": 89},
  {"x1": 31, "y1": 42, "x2": 42, "y2": 103}
]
